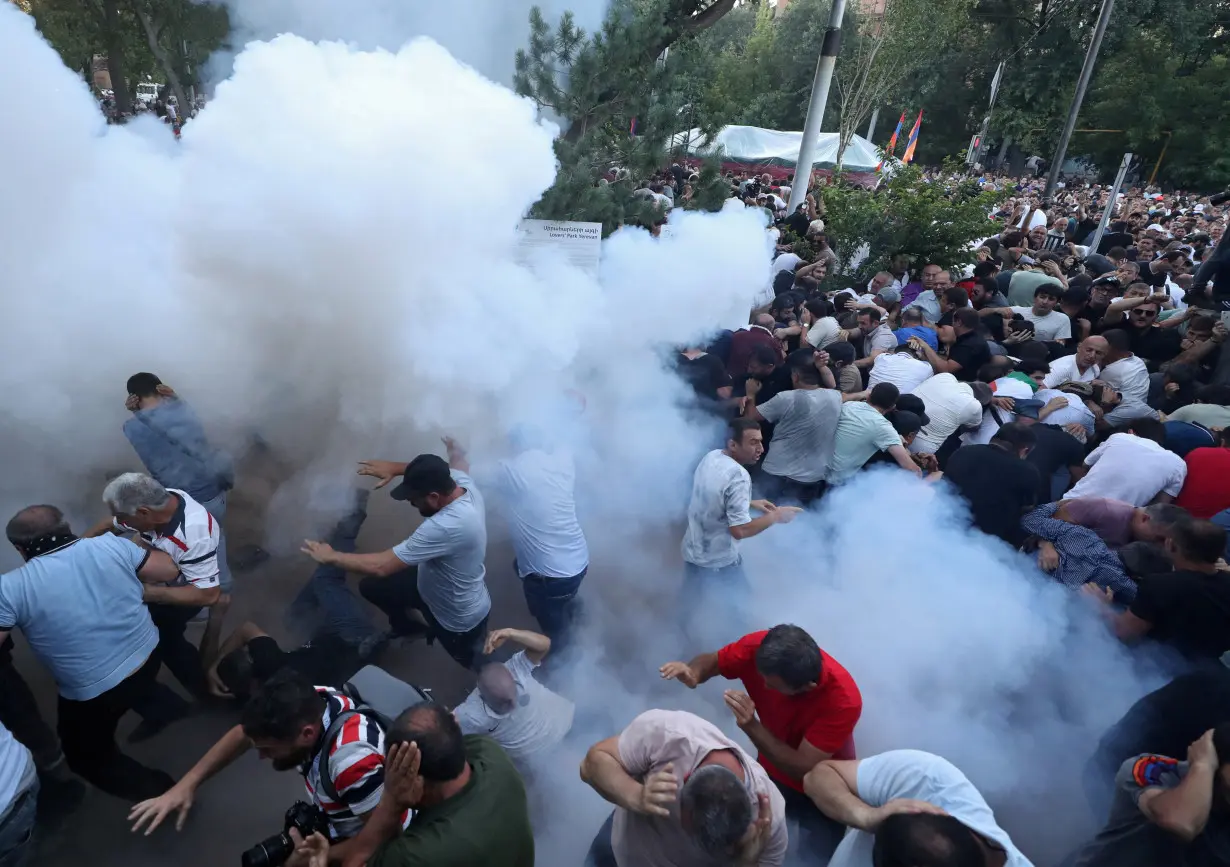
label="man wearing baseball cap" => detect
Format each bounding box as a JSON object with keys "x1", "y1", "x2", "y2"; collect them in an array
[{"x1": 302, "y1": 440, "x2": 491, "y2": 670}]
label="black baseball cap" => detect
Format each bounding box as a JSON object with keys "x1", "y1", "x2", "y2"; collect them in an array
[{"x1": 388, "y1": 454, "x2": 454, "y2": 501}]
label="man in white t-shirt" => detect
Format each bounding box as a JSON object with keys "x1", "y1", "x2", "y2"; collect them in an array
[
  {"x1": 910, "y1": 375, "x2": 989, "y2": 454},
  {"x1": 803, "y1": 749, "x2": 1033, "y2": 867},
  {"x1": 454, "y1": 627, "x2": 573, "y2": 777},
  {"x1": 303, "y1": 445, "x2": 491, "y2": 670},
  {"x1": 1098, "y1": 330, "x2": 1151, "y2": 405},
  {"x1": 743, "y1": 355, "x2": 844, "y2": 505},
  {"x1": 681, "y1": 420, "x2": 801, "y2": 633},
  {"x1": 95, "y1": 473, "x2": 224, "y2": 733},
  {"x1": 868, "y1": 346, "x2": 934, "y2": 395},
  {"x1": 1067, "y1": 422, "x2": 1187, "y2": 506},
  {"x1": 1006, "y1": 284, "x2": 1072, "y2": 344},
  {"x1": 490, "y1": 432, "x2": 588, "y2": 647},
  {"x1": 1044, "y1": 336, "x2": 1107, "y2": 387}
]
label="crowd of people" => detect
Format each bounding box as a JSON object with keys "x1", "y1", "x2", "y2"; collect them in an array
[{"x1": 3, "y1": 170, "x2": 1230, "y2": 867}]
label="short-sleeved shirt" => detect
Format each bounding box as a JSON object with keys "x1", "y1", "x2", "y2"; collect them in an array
[
  {"x1": 826, "y1": 403, "x2": 903, "y2": 484},
  {"x1": 868, "y1": 354, "x2": 933, "y2": 394},
  {"x1": 392, "y1": 470, "x2": 490, "y2": 633},
  {"x1": 904, "y1": 291, "x2": 942, "y2": 324},
  {"x1": 758, "y1": 388, "x2": 842, "y2": 483},
  {"x1": 717, "y1": 632, "x2": 862, "y2": 790},
  {"x1": 1101, "y1": 356, "x2": 1151, "y2": 405},
  {"x1": 827, "y1": 750, "x2": 1034, "y2": 867},
  {"x1": 1175, "y1": 447, "x2": 1230, "y2": 519},
  {"x1": 1010, "y1": 306, "x2": 1073, "y2": 341},
  {"x1": 132, "y1": 489, "x2": 221, "y2": 589},
  {"x1": 370, "y1": 736, "x2": 534, "y2": 867},
  {"x1": 453, "y1": 651, "x2": 574, "y2": 769},
  {"x1": 612, "y1": 710, "x2": 788, "y2": 867},
  {"x1": 864, "y1": 323, "x2": 898, "y2": 356},
  {"x1": 947, "y1": 330, "x2": 992, "y2": 382},
  {"x1": 943, "y1": 444, "x2": 1040, "y2": 546},
  {"x1": 494, "y1": 449, "x2": 588, "y2": 579},
  {"x1": 682, "y1": 450, "x2": 752, "y2": 569},
  {"x1": 0, "y1": 536, "x2": 157, "y2": 701},
  {"x1": 1169, "y1": 404, "x2": 1230, "y2": 430},
  {"x1": 1060, "y1": 497, "x2": 1137, "y2": 548},
  {"x1": 911, "y1": 373, "x2": 985, "y2": 453},
  {"x1": 1071, "y1": 755, "x2": 1230, "y2": 866},
  {"x1": 1068, "y1": 433, "x2": 1188, "y2": 506},
  {"x1": 1024, "y1": 424, "x2": 1087, "y2": 502},
  {"x1": 1043, "y1": 355, "x2": 1099, "y2": 388},
  {"x1": 1130, "y1": 569, "x2": 1230, "y2": 661},
  {"x1": 302, "y1": 687, "x2": 405, "y2": 840}
]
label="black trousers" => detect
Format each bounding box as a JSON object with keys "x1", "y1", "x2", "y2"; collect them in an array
[
  {"x1": 0, "y1": 639, "x2": 62, "y2": 772},
  {"x1": 775, "y1": 779, "x2": 846, "y2": 865},
  {"x1": 57, "y1": 652, "x2": 175, "y2": 801},
  {"x1": 359, "y1": 568, "x2": 488, "y2": 670},
  {"x1": 129, "y1": 603, "x2": 207, "y2": 726}
]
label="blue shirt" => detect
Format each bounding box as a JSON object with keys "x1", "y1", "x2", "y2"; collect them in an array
[
  {"x1": 123, "y1": 399, "x2": 225, "y2": 502},
  {"x1": 0, "y1": 536, "x2": 158, "y2": 700},
  {"x1": 893, "y1": 326, "x2": 939, "y2": 351}
]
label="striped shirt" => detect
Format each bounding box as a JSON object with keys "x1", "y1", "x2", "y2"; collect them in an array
[
  {"x1": 301, "y1": 687, "x2": 407, "y2": 840},
  {"x1": 130, "y1": 489, "x2": 221, "y2": 589}
]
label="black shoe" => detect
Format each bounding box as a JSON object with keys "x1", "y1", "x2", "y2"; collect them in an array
[{"x1": 128, "y1": 702, "x2": 191, "y2": 744}]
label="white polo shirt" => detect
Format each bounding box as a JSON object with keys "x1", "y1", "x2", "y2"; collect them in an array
[
  {"x1": 1043, "y1": 355, "x2": 1099, "y2": 388},
  {"x1": 129, "y1": 489, "x2": 221, "y2": 589},
  {"x1": 1067, "y1": 433, "x2": 1187, "y2": 506}
]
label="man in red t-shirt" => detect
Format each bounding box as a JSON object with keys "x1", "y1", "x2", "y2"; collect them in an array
[
  {"x1": 660, "y1": 624, "x2": 862, "y2": 860},
  {"x1": 1176, "y1": 431, "x2": 1230, "y2": 520}
]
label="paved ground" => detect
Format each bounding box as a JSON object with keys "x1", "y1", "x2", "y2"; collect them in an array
[{"x1": 27, "y1": 486, "x2": 548, "y2": 867}]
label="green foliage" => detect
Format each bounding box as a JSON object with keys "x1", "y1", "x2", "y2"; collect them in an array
[
  {"x1": 514, "y1": 0, "x2": 738, "y2": 235},
  {"x1": 821, "y1": 160, "x2": 1004, "y2": 278}
]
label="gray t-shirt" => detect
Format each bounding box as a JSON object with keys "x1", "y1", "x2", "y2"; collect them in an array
[
  {"x1": 453, "y1": 651, "x2": 574, "y2": 771},
  {"x1": 758, "y1": 388, "x2": 842, "y2": 483},
  {"x1": 1071, "y1": 755, "x2": 1230, "y2": 866},
  {"x1": 681, "y1": 450, "x2": 752, "y2": 569},
  {"x1": 392, "y1": 470, "x2": 491, "y2": 633}
]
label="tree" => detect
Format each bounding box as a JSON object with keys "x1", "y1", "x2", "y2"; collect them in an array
[
  {"x1": 832, "y1": 0, "x2": 974, "y2": 167},
  {"x1": 514, "y1": 0, "x2": 738, "y2": 235},
  {"x1": 821, "y1": 160, "x2": 1002, "y2": 278}
]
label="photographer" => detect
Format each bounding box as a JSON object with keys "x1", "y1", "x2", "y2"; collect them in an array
[{"x1": 129, "y1": 669, "x2": 404, "y2": 865}]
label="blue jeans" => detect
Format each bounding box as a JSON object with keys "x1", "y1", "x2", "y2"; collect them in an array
[
  {"x1": 286, "y1": 505, "x2": 378, "y2": 647},
  {"x1": 198, "y1": 492, "x2": 233, "y2": 593},
  {"x1": 519, "y1": 565, "x2": 586, "y2": 649},
  {"x1": 0, "y1": 779, "x2": 37, "y2": 867},
  {"x1": 680, "y1": 560, "x2": 751, "y2": 645}
]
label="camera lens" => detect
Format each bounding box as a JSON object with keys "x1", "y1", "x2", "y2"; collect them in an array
[{"x1": 241, "y1": 832, "x2": 294, "y2": 867}]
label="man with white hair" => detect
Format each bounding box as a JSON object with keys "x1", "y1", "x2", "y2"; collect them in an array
[{"x1": 89, "y1": 473, "x2": 224, "y2": 729}]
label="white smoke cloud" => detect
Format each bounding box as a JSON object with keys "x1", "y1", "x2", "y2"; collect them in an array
[{"x1": 206, "y1": 0, "x2": 610, "y2": 85}]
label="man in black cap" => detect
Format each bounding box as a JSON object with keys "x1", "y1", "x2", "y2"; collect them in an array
[{"x1": 302, "y1": 440, "x2": 491, "y2": 670}]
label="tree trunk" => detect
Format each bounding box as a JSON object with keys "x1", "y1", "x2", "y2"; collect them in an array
[
  {"x1": 131, "y1": 1, "x2": 190, "y2": 118},
  {"x1": 102, "y1": 0, "x2": 133, "y2": 113}
]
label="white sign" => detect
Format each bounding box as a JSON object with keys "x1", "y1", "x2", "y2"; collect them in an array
[{"x1": 516, "y1": 219, "x2": 602, "y2": 276}]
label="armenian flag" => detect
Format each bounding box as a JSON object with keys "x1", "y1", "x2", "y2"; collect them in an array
[
  {"x1": 876, "y1": 113, "x2": 906, "y2": 172},
  {"x1": 901, "y1": 110, "x2": 923, "y2": 164}
]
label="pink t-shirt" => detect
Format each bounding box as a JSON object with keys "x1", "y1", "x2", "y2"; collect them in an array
[
  {"x1": 613, "y1": 710, "x2": 789, "y2": 867},
  {"x1": 1061, "y1": 497, "x2": 1136, "y2": 547}
]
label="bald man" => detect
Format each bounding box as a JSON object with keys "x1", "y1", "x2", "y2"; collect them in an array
[
  {"x1": 452, "y1": 628, "x2": 574, "y2": 775},
  {"x1": 1043, "y1": 336, "x2": 1108, "y2": 388}
]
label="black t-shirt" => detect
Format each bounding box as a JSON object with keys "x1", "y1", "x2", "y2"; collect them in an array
[
  {"x1": 784, "y1": 210, "x2": 810, "y2": 238},
  {"x1": 948, "y1": 330, "x2": 992, "y2": 382},
  {"x1": 1131, "y1": 570, "x2": 1230, "y2": 661},
  {"x1": 676, "y1": 352, "x2": 733, "y2": 402},
  {"x1": 943, "y1": 444, "x2": 1041, "y2": 546},
  {"x1": 1097, "y1": 231, "x2": 1133, "y2": 254},
  {"x1": 1024, "y1": 424, "x2": 1086, "y2": 502},
  {"x1": 247, "y1": 635, "x2": 360, "y2": 688},
  {"x1": 1136, "y1": 262, "x2": 1169, "y2": 289},
  {"x1": 1128, "y1": 325, "x2": 1183, "y2": 368}
]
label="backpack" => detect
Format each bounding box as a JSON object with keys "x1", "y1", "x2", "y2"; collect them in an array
[{"x1": 315, "y1": 666, "x2": 432, "y2": 805}]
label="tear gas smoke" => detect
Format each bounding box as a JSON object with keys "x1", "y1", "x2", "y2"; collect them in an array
[
  {"x1": 206, "y1": 0, "x2": 610, "y2": 85},
  {"x1": 2, "y1": 6, "x2": 1164, "y2": 867}
]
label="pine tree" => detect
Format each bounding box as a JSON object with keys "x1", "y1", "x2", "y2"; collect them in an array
[{"x1": 514, "y1": 0, "x2": 737, "y2": 236}]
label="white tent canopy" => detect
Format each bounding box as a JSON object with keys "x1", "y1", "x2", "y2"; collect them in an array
[{"x1": 670, "y1": 124, "x2": 882, "y2": 173}]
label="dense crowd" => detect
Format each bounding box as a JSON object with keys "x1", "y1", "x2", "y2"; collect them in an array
[{"x1": 2, "y1": 171, "x2": 1230, "y2": 867}]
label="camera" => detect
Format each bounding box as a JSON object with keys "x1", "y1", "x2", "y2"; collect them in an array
[{"x1": 241, "y1": 801, "x2": 330, "y2": 867}]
